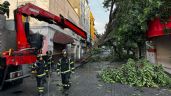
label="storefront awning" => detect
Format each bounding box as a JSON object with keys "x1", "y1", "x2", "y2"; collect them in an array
[
  {"x1": 147, "y1": 17, "x2": 171, "y2": 38},
  {"x1": 53, "y1": 32, "x2": 74, "y2": 44}
]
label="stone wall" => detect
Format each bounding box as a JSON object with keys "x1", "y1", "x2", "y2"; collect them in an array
[{"x1": 0, "y1": 15, "x2": 16, "y2": 52}]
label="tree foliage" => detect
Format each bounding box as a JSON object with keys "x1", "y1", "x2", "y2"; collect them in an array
[
  {"x1": 101, "y1": 0, "x2": 171, "y2": 59},
  {"x1": 100, "y1": 59, "x2": 171, "y2": 87}
]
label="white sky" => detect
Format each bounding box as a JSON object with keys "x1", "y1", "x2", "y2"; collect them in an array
[{"x1": 88, "y1": 0, "x2": 109, "y2": 34}]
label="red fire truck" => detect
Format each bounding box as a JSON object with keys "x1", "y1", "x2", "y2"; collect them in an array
[{"x1": 0, "y1": 3, "x2": 87, "y2": 90}]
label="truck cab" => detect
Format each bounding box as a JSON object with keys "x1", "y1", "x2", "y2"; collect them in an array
[{"x1": 0, "y1": 15, "x2": 30, "y2": 90}]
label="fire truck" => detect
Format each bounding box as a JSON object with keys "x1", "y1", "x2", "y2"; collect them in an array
[{"x1": 0, "y1": 3, "x2": 87, "y2": 90}]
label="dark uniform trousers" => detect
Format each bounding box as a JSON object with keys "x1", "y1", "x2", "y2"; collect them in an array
[
  {"x1": 32, "y1": 60, "x2": 47, "y2": 94},
  {"x1": 36, "y1": 76, "x2": 45, "y2": 93},
  {"x1": 57, "y1": 57, "x2": 75, "y2": 90},
  {"x1": 61, "y1": 73, "x2": 70, "y2": 89}
]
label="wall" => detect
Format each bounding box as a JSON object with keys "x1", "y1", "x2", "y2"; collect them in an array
[
  {"x1": 48, "y1": 0, "x2": 82, "y2": 59},
  {"x1": 146, "y1": 35, "x2": 171, "y2": 74},
  {"x1": 146, "y1": 41, "x2": 156, "y2": 64},
  {"x1": 28, "y1": 25, "x2": 53, "y2": 55},
  {"x1": 49, "y1": 0, "x2": 79, "y2": 26},
  {"x1": 68, "y1": 0, "x2": 80, "y2": 16},
  {"x1": 80, "y1": 0, "x2": 90, "y2": 41},
  {"x1": 155, "y1": 35, "x2": 171, "y2": 73},
  {"x1": 0, "y1": 15, "x2": 16, "y2": 52},
  {"x1": 90, "y1": 11, "x2": 95, "y2": 42}
]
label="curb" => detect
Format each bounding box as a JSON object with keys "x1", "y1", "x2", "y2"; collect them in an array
[{"x1": 75, "y1": 63, "x2": 82, "y2": 69}]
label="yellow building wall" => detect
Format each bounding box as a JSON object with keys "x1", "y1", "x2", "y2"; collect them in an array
[{"x1": 90, "y1": 11, "x2": 95, "y2": 41}]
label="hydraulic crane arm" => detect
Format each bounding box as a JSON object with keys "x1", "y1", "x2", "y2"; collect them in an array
[
  {"x1": 17, "y1": 3, "x2": 87, "y2": 38},
  {"x1": 16, "y1": 3, "x2": 87, "y2": 49},
  {"x1": 2, "y1": 3, "x2": 87, "y2": 65}
]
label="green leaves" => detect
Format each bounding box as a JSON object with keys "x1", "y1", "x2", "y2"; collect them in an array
[
  {"x1": 102, "y1": 0, "x2": 170, "y2": 59},
  {"x1": 100, "y1": 59, "x2": 171, "y2": 87}
]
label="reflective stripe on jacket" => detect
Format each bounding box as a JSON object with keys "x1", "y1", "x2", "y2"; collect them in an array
[
  {"x1": 57, "y1": 57, "x2": 75, "y2": 74},
  {"x1": 31, "y1": 60, "x2": 47, "y2": 77}
]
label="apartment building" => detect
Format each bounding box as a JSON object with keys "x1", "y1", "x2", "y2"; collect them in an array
[{"x1": 90, "y1": 11, "x2": 95, "y2": 45}]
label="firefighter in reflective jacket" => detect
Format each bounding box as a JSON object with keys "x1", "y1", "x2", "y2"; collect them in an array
[
  {"x1": 0, "y1": 1, "x2": 10, "y2": 18},
  {"x1": 31, "y1": 54, "x2": 48, "y2": 96},
  {"x1": 57, "y1": 49, "x2": 75, "y2": 91}
]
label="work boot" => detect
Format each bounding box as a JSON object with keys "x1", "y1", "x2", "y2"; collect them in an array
[
  {"x1": 38, "y1": 93, "x2": 43, "y2": 96},
  {"x1": 62, "y1": 88, "x2": 66, "y2": 94},
  {"x1": 69, "y1": 82, "x2": 71, "y2": 87}
]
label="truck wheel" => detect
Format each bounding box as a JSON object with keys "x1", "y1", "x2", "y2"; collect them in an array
[{"x1": 0, "y1": 66, "x2": 8, "y2": 90}]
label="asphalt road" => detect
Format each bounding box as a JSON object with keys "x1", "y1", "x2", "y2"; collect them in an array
[{"x1": 1, "y1": 61, "x2": 171, "y2": 96}]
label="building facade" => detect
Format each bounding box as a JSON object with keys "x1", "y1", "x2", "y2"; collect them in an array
[
  {"x1": 90, "y1": 11, "x2": 95, "y2": 45},
  {"x1": 80, "y1": 0, "x2": 90, "y2": 42},
  {"x1": 0, "y1": 0, "x2": 94, "y2": 61},
  {"x1": 146, "y1": 17, "x2": 171, "y2": 73}
]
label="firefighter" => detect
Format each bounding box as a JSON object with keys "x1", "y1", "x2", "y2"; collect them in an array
[
  {"x1": 57, "y1": 49, "x2": 75, "y2": 93},
  {"x1": 32, "y1": 54, "x2": 47, "y2": 96},
  {"x1": 0, "y1": 1, "x2": 10, "y2": 18}
]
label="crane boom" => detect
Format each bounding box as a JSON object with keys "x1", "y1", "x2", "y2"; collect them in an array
[
  {"x1": 17, "y1": 3, "x2": 87, "y2": 39},
  {"x1": 2, "y1": 3, "x2": 87, "y2": 65}
]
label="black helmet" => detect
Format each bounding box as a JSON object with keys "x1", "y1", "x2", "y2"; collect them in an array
[
  {"x1": 62, "y1": 49, "x2": 67, "y2": 55},
  {"x1": 3, "y1": 1, "x2": 10, "y2": 6}
]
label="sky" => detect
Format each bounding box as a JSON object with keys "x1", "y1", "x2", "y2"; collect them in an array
[{"x1": 88, "y1": 0, "x2": 109, "y2": 35}]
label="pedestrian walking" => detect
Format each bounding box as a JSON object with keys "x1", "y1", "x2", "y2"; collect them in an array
[
  {"x1": 31, "y1": 54, "x2": 47, "y2": 96},
  {"x1": 57, "y1": 49, "x2": 75, "y2": 94}
]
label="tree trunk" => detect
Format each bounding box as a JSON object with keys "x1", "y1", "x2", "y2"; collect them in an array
[
  {"x1": 127, "y1": 49, "x2": 129, "y2": 55},
  {"x1": 137, "y1": 43, "x2": 142, "y2": 59},
  {"x1": 112, "y1": 45, "x2": 122, "y2": 59}
]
